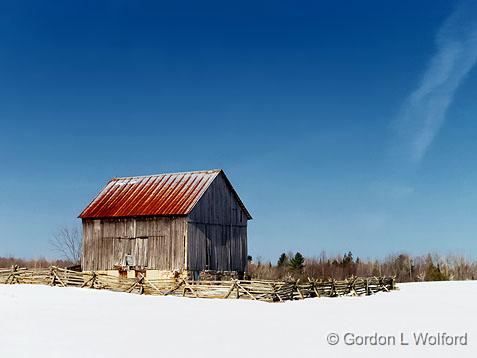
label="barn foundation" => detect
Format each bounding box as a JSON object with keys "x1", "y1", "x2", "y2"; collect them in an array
[{"x1": 86, "y1": 268, "x2": 243, "y2": 281}]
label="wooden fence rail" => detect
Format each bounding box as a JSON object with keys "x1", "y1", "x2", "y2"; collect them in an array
[{"x1": 0, "y1": 266, "x2": 396, "y2": 302}]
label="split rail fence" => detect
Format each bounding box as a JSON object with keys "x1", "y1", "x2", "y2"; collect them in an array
[{"x1": 0, "y1": 266, "x2": 396, "y2": 302}]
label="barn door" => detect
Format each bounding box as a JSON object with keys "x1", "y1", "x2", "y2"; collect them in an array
[
  {"x1": 132, "y1": 237, "x2": 149, "y2": 269},
  {"x1": 112, "y1": 238, "x2": 131, "y2": 268}
]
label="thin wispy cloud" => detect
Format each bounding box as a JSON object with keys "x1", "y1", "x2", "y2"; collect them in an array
[{"x1": 396, "y1": 1, "x2": 477, "y2": 162}]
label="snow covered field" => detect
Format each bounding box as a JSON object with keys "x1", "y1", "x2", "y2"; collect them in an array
[{"x1": 0, "y1": 281, "x2": 475, "y2": 358}]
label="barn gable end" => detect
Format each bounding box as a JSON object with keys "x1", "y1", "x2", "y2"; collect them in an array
[{"x1": 187, "y1": 172, "x2": 249, "y2": 272}]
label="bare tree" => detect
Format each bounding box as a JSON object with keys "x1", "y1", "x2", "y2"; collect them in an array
[{"x1": 50, "y1": 226, "x2": 82, "y2": 264}]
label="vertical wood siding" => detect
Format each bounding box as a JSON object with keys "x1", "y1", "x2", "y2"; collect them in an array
[
  {"x1": 82, "y1": 217, "x2": 186, "y2": 271},
  {"x1": 187, "y1": 173, "x2": 248, "y2": 272}
]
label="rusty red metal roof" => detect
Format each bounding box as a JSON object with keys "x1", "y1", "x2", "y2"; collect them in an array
[{"x1": 79, "y1": 169, "x2": 251, "y2": 219}]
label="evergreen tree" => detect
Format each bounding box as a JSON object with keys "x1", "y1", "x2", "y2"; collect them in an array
[
  {"x1": 424, "y1": 256, "x2": 449, "y2": 281},
  {"x1": 343, "y1": 251, "x2": 353, "y2": 265},
  {"x1": 289, "y1": 252, "x2": 305, "y2": 272},
  {"x1": 277, "y1": 253, "x2": 288, "y2": 268}
]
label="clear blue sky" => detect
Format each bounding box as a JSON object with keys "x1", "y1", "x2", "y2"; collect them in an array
[{"x1": 1, "y1": 0, "x2": 477, "y2": 262}]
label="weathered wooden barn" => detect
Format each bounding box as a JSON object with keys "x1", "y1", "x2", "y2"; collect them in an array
[{"x1": 79, "y1": 169, "x2": 251, "y2": 277}]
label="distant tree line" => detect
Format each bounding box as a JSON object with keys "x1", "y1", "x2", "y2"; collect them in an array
[
  {"x1": 0, "y1": 256, "x2": 75, "y2": 269},
  {"x1": 0, "y1": 227, "x2": 81, "y2": 269},
  {"x1": 247, "y1": 252, "x2": 477, "y2": 282}
]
